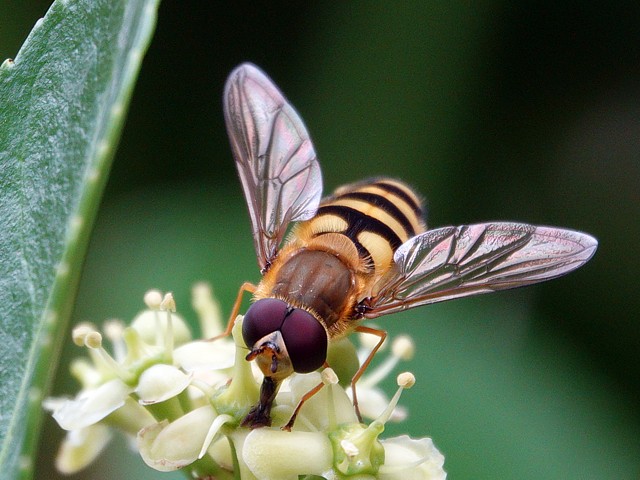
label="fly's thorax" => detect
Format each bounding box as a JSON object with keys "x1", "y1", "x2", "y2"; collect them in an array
[{"x1": 256, "y1": 246, "x2": 358, "y2": 330}]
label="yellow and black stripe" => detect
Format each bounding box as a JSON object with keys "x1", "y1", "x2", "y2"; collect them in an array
[{"x1": 309, "y1": 178, "x2": 426, "y2": 272}]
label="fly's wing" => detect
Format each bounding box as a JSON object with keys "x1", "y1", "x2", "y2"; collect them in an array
[
  {"x1": 224, "y1": 63, "x2": 322, "y2": 271},
  {"x1": 364, "y1": 222, "x2": 598, "y2": 318}
]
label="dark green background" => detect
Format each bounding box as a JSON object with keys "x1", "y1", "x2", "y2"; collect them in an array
[{"x1": 2, "y1": 2, "x2": 639, "y2": 479}]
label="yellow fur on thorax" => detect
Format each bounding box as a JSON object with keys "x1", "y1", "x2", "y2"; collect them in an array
[{"x1": 254, "y1": 228, "x2": 365, "y2": 340}]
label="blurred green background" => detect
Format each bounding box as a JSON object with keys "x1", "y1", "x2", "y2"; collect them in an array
[{"x1": 2, "y1": 1, "x2": 639, "y2": 479}]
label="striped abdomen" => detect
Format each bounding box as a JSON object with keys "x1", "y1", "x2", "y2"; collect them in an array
[
  {"x1": 304, "y1": 178, "x2": 426, "y2": 276},
  {"x1": 257, "y1": 178, "x2": 427, "y2": 333}
]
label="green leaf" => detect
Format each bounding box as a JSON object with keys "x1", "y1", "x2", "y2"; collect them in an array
[{"x1": 0, "y1": 1, "x2": 160, "y2": 479}]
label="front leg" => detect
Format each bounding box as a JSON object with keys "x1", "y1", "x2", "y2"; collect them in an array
[
  {"x1": 208, "y1": 282, "x2": 256, "y2": 341},
  {"x1": 351, "y1": 325, "x2": 387, "y2": 422}
]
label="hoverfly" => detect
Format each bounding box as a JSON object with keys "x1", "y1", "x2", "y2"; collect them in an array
[{"x1": 222, "y1": 63, "x2": 597, "y2": 430}]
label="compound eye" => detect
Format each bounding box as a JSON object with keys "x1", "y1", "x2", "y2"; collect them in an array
[
  {"x1": 281, "y1": 309, "x2": 327, "y2": 373},
  {"x1": 242, "y1": 298, "x2": 288, "y2": 348}
]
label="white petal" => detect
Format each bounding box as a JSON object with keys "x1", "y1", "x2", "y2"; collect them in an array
[
  {"x1": 55, "y1": 424, "x2": 113, "y2": 474},
  {"x1": 189, "y1": 369, "x2": 231, "y2": 390},
  {"x1": 208, "y1": 436, "x2": 233, "y2": 471},
  {"x1": 136, "y1": 364, "x2": 191, "y2": 404},
  {"x1": 108, "y1": 397, "x2": 157, "y2": 434},
  {"x1": 52, "y1": 379, "x2": 133, "y2": 430},
  {"x1": 283, "y1": 373, "x2": 358, "y2": 430},
  {"x1": 198, "y1": 414, "x2": 233, "y2": 459},
  {"x1": 173, "y1": 340, "x2": 235, "y2": 371},
  {"x1": 379, "y1": 435, "x2": 446, "y2": 480},
  {"x1": 43, "y1": 396, "x2": 68, "y2": 413},
  {"x1": 137, "y1": 405, "x2": 216, "y2": 472},
  {"x1": 243, "y1": 429, "x2": 332, "y2": 480}
]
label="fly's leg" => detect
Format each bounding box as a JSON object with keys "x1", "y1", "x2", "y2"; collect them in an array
[
  {"x1": 280, "y1": 361, "x2": 333, "y2": 431},
  {"x1": 206, "y1": 281, "x2": 256, "y2": 341},
  {"x1": 281, "y1": 380, "x2": 325, "y2": 431},
  {"x1": 351, "y1": 326, "x2": 387, "y2": 422}
]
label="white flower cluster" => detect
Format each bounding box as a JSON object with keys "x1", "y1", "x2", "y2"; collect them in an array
[{"x1": 46, "y1": 284, "x2": 446, "y2": 479}]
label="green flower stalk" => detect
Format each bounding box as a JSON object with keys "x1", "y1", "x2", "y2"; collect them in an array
[{"x1": 46, "y1": 284, "x2": 446, "y2": 479}]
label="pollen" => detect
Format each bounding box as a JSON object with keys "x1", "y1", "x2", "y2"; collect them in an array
[
  {"x1": 84, "y1": 332, "x2": 103, "y2": 349},
  {"x1": 340, "y1": 439, "x2": 360, "y2": 457},
  {"x1": 161, "y1": 292, "x2": 176, "y2": 312},
  {"x1": 72, "y1": 323, "x2": 96, "y2": 346},
  {"x1": 397, "y1": 372, "x2": 415, "y2": 389},
  {"x1": 322, "y1": 368, "x2": 339, "y2": 385},
  {"x1": 144, "y1": 289, "x2": 163, "y2": 310},
  {"x1": 392, "y1": 335, "x2": 415, "y2": 360}
]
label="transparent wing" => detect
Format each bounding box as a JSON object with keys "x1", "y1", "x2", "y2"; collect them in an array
[
  {"x1": 224, "y1": 63, "x2": 322, "y2": 271},
  {"x1": 364, "y1": 222, "x2": 598, "y2": 318}
]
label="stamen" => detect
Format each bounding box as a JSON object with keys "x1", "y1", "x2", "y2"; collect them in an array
[
  {"x1": 191, "y1": 283, "x2": 224, "y2": 338},
  {"x1": 83, "y1": 330, "x2": 134, "y2": 383},
  {"x1": 397, "y1": 372, "x2": 415, "y2": 389},
  {"x1": 359, "y1": 335, "x2": 415, "y2": 388},
  {"x1": 68, "y1": 358, "x2": 101, "y2": 388},
  {"x1": 160, "y1": 293, "x2": 176, "y2": 359},
  {"x1": 144, "y1": 289, "x2": 163, "y2": 310},
  {"x1": 72, "y1": 323, "x2": 96, "y2": 347},
  {"x1": 321, "y1": 368, "x2": 339, "y2": 386},
  {"x1": 161, "y1": 292, "x2": 176, "y2": 312},
  {"x1": 375, "y1": 371, "x2": 416, "y2": 425},
  {"x1": 103, "y1": 319, "x2": 126, "y2": 362},
  {"x1": 122, "y1": 326, "x2": 155, "y2": 362},
  {"x1": 322, "y1": 368, "x2": 340, "y2": 429},
  {"x1": 392, "y1": 336, "x2": 415, "y2": 361},
  {"x1": 84, "y1": 332, "x2": 103, "y2": 349}
]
